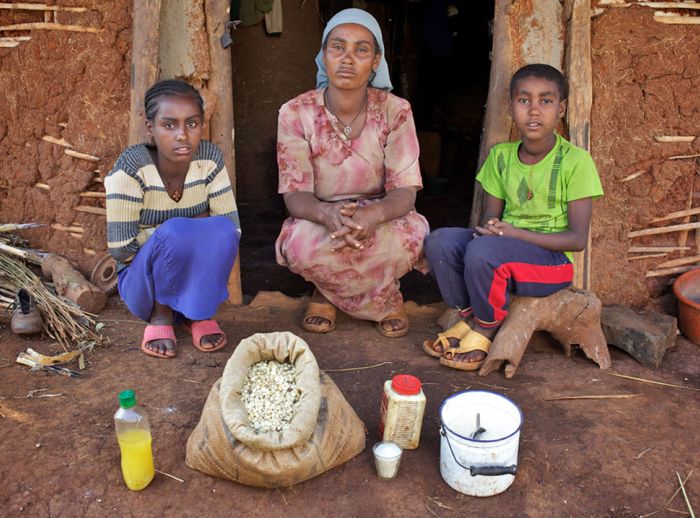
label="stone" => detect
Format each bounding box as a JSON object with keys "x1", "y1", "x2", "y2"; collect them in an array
[{"x1": 601, "y1": 305, "x2": 678, "y2": 368}]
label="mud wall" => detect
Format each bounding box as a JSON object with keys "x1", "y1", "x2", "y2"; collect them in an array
[
  {"x1": 0, "y1": 1, "x2": 131, "y2": 273},
  {"x1": 590, "y1": 6, "x2": 700, "y2": 309}
]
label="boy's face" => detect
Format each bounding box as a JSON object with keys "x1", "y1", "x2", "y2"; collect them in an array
[{"x1": 510, "y1": 76, "x2": 566, "y2": 143}]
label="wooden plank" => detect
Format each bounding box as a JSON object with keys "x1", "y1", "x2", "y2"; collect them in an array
[
  {"x1": 469, "y1": 0, "x2": 513, "y2": 228},
  {"x1": 205, "y1": 0, "x2": 241, "y2": 304},
  {"x1": 628, "y1": 221, "x2": 700, "y2": 238},
  {"x1": 0, "y1": 41, "x2": 19, "y2": 47},
  {"x1": 566, "y1": 0, "x2": 592, "y2": 289},
  {"x1": 128, "y1": 0, "x2": 162, "y2": 146}
]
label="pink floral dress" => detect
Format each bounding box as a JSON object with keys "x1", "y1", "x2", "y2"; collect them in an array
[{"x1": 275, "y1": 88, "x2": 429, "y2": 322}]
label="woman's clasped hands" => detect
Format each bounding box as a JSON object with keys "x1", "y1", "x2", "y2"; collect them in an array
[{"x1": 322, "y1": 201, "x2": 384, "y2": 251}]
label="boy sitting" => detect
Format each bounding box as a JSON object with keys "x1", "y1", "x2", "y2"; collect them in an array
[{"x1": 423, "y1": 63, "x2": 603, "y2": 371}]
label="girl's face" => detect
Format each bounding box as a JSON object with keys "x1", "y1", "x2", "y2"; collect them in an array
[
  {"x1": 323, "y1": 23, "x2": 381, "y2": 90},
  {"x1": 145, "y1": 95, "x2": 203, "y2": 165}
]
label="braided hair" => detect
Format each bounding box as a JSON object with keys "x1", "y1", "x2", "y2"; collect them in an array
[{"x1": 144, "y1": 79, "x2": 204, "y2": 120}]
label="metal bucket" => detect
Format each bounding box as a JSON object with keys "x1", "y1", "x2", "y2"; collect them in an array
[{"x1": 439, "y1": 390, "x2": 522, "y2": 497}]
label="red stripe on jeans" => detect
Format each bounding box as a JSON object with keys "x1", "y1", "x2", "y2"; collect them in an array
[{"x1": 487, "y1": 262, "x2": 574, "y2": 321}]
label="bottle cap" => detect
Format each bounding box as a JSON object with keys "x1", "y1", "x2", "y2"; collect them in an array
[
  {"x1": 119, "y1": 389, "x2": 136, "y2": 408},
  {"x1": 391, "y1": 374, "x2": 421, "y2": 395}
]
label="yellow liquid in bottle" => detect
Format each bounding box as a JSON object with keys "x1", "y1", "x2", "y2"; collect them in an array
[{"x1": 117, "y1": 429, "x2": 155, "y2": 491}]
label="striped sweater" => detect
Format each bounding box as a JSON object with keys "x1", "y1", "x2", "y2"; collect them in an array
[{"x1": 105, "y1": 141, "x2": 241, "y2": 268}]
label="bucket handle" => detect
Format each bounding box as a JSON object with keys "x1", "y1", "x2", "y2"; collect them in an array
[{"x1": 440, "y1": 426, "x2": 518, "y2": 477}]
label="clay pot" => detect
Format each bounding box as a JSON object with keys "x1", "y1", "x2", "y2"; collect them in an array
[{"x1": 672, "y1": 268, "x2": 700, "y2": 345}]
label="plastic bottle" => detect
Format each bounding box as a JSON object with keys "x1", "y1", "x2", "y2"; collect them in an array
[
  {"x1": 379, "y1": 374, "x2": 426, "y2": 449},
  {"x1": 114, "y1": 389, "x2": 155, "y2": 491}
]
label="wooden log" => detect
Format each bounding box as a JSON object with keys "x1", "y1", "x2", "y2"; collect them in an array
[
  {"x1": 628, "y1": 221, "x2": 700, "y2": 238},
  {"x1": 64, "y1": 149, "x2": 99, "y2": 162},
  {"x1": 654, "y1": 136, "x2": 696, "y2": 143},
  {"x1": 206, "y1": 0, "x2": 241, "y2": 305},
  {"x1": 79, "y1": 191, "x2": 105, "y2": 198},
  {"x1": 479, "y1": 288, "x2": 611, "y2": 378},
  {"x1": 656, "y1": 255, "x2": 700, "y2": 269},
  {"x1": 74, "y1": 205, "x2": 106, "y2": 216},
  {"x1": 468, "y1": 0, "x2": 513, "y2": 228},
  {"x1": 629, "y1": 246, "x2": 690, "y2": 253},
  {"x1": 42, "y1": 135, "x2": 72, "y2": 147},
  {"x1": 566, "y1": 0, "x2": 593, "y2": 290},
  {"x1": 40, "y1": 254, "x2": 106, "y2": 313},
  {"x1": 128, "y1": 0, "x2": 162, "y2": 146},
  {"x1": 646, "y1": 265, "x2": 696, "y2": 278},
  {"x1": 0, "y1": 22, "x2": 101, "y2": 33},
  {"x1": 0, "y1": 3, "x2": 88, "y2": 12}
]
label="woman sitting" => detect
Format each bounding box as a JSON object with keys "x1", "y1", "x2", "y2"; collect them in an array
[
  {"x1": 275, "y1": 8, "x2": 429, "y2": 337},
  {"x1": 106, "y1": 79, "x2": 241, "y2": 358}
]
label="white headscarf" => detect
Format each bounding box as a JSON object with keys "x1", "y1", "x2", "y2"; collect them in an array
[{"x1": 315, "y1": 8, "x2": 393, "y2": 91}]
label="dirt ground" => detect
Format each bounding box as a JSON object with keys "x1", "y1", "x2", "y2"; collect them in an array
[{"x1": 0, "y1": 291, "x2": 698, "y2": 517}]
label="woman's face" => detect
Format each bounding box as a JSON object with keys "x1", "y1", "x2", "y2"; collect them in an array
[
  {"x1": 323, "y1": 23, "x2": 381, "y2": 90},
  {"x1": 145, "y1": 95, "x2": 203, "y2": 165}
]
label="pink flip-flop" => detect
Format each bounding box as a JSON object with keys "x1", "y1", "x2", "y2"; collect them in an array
[
  {"x1": 140, "y1": 324, "x2": 177, "y2": 359},
  {"x1": 184, "y1": 320, "x2": 227, "y2": 352}
]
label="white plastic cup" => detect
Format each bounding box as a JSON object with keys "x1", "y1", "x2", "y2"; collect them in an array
[{"x1": 373, "y1": 441, "x2": 402, "y2": 480}]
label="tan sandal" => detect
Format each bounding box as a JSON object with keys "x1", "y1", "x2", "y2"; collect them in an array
[
  {"x1": 301, "y1": 301, "x2": 337, "y2": 333},
  {"x1": 439, "y1": 332, "x2": 491, "y2": 371},
  {"x1": 375, "y1": 311, "x2": 409, "y2": 338},
  {"x1": 422, "y1": 321, "x2": 471, "y2": 358}
]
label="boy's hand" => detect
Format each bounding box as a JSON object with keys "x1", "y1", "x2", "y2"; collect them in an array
[
  {"x1": 475, "y1": 217, "x2": 502, "y2": 237},
  {"x1": 476, "y1": 218, "x2": 518, "y2": 238}
]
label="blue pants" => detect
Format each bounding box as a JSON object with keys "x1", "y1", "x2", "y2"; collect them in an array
[
  {"x1": 118, "y1": 216, "x2": 239, "y2": 322},
  {"x1": 424, "y1": 228, "x2": 573, "y2": 326}
]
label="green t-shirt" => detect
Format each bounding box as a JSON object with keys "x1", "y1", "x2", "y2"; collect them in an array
[{"x1": 476, "y1": 134, "x2": 603, "y2": 261}]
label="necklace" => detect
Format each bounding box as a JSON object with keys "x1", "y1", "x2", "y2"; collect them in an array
[
  {"x1": 324, "y1": 89, "x2": 367, "y2": 138},
  {"x1": 162, "y1": 176, "x2": 184, "y2": 202}
]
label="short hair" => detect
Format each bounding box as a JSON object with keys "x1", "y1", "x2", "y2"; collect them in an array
[
  {"x1": 509, "y1": 64, "x2": 568, "y2": 101},
  {"x1": 144, "y1": 79, "x2": 204, "y2": 120}
]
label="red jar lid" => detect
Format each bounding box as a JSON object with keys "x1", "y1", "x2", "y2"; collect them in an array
[{"x1": 391, "y1": 374, "x2": 422, "y2": 395}]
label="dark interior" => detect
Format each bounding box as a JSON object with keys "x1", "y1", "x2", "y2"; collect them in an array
[{"x1": 232, "y1": 0, "x2": 493, "y2": 303}]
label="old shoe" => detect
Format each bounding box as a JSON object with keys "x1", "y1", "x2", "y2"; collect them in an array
[{"x1": 11, "y1": 288, "x2": 43, "y2": 335}]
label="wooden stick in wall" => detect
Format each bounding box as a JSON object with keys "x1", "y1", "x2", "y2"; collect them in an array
[
  {"x1": 51, "y1": 223, "x2": 84, "y2": 233},
  {"x1": 0, "y1": 36, "x2": 30, "y2": 41},
  {"x1": 64, "y1": 149, "x2": 100, "y2": 162},
  {"x1": 0, "y1": 23, "x2": 101, "y2": 33},
  {"x1": 646, "y1": 265, "x2": 697, "y2": 278},
  {"x1": 629, "y1": 246, "x2": 690, "y2": 253},
  {"x1": 74, "y1": 205, "x2": 106, "y2": 216},
  {"x1": 652, "y1": 207, "x2": 700, "y2": 223},
  {"x1": 668, "y1": 153, "x2": 700, "y2": 160},
  {"x1": 654, "y1": 136, "x2": 696, "y2": 143},
  {"x1": 0, "y1": 3, "x2": 88, "y2": 12},
  {"x1": 79, "y1": 191, "x2": 106, "y2": 199},
  {"x1": 654, "y1": 13, "x2": 700, "y2": 24},
  {"x1": 628, "y1": 253, "x2": 667, "y2": 261},
  {"x1": 35, "y1": 182, "x2": 50, "y2": 191},
  {"x1": 677, "y1": 175, "x2": 695, "y2": 256},
  {"x1": 83, "y1": 248, "x2": 96, "y2": 256},
  {"x1": 641, "y1": 2, "x2": 700, "y2": 9},
  {"x1": 620, "y1": 169, "x2": 648, "y2": 182},
  {"x1": 628, "y1": 221, "x2": 700, "y2": 238},
  {"x1": 0, "y1": 41, "x2": 19, "y2": 47},
  {"x1": 42, "y1": 135, "x2": 72, "y2": 148},
  {"x1": 656, "y1": 255, "x2": 700, "y2": 269}
]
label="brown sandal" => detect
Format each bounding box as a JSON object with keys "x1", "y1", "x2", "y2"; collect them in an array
[
  {"x1": 301, "y1": 301, "x2": 337, "y2": 333},
  {"x1": 439, "y1": 332, "x2": 491, "y2": 371},
  {"x1": 375, "y1": 311, "x2": 409, "y2": 338},
  {"x1": 422, "y1": 321, "x2": 471, "y2": 358}
]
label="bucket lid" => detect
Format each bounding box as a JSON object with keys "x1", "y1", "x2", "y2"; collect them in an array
[{"x1": 392, "y1": 374, "x2": 421, "y2": 395}]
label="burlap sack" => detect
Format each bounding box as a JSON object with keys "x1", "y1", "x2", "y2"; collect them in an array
[{"x1": 185, "y1": 331, "x2": 366, "y2": 487}]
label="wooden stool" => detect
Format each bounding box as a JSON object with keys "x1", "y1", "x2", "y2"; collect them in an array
[{"x1": 438, "y1": 288, "x2": 611, "y2": 378}]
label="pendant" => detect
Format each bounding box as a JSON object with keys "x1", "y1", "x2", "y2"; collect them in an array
[
  {"x1": 343, "y1": 125, "x2": 352, "y2": 138},
  {"x1": 526, "y1": 190, "x2": 533, "y2": 201},
  {"x1": 170, "y1": 190, "x2": 182, "y2": 202}
]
